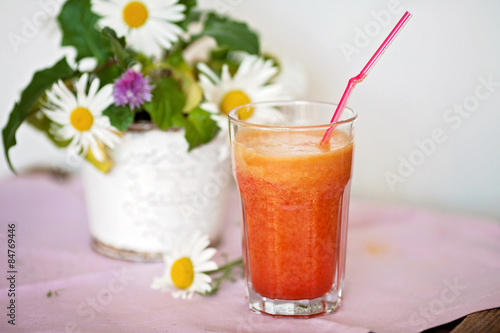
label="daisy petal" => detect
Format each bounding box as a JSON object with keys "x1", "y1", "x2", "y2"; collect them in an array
[
  {"x1": 42, "y1": 74, "x2": 121, "y2": 162},
  {"x1": 75, "y1": 73, "x2": 89, "y2": 106},
  {"x1": 192, "y1": 247, "x2": 216, "y2": 266},
  {"x1": 151, "y1": 231, "x2": 223, "y2": 299},
  {"x1": 92, "y1": 0, "x2": 186, "y2": 58},
  {"x1": 195, "y1": 260, "x2": 218, "y2": 273},
  {"x1": 197, "y1": 54, "x2": 288, "y2": 116}
]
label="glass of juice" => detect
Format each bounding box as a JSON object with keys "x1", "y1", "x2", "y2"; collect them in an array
[{"x1": 228, "y1": 101, "x2": 356, "y2": 317}]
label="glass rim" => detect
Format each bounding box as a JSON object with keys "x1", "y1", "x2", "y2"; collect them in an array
[{"x1": 228, "y1": 100, "x2": 357, "y2": 129}]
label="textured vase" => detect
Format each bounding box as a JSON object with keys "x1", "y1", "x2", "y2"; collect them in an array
[{"x1": 82, "y1": 122, "x2": 232, "y2": 262}]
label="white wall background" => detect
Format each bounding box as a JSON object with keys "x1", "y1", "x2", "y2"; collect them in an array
[{"x1": 1, "y1": 0, "x2": 499, "y2": 219}]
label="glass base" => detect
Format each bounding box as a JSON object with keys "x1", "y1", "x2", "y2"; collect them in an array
[{"x1": 247, "y1": 285, "x2": 342, "y2": 317}]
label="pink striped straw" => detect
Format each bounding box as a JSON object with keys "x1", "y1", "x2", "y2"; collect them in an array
[{"x1": 320, "y1": 11, "x2": 412, "y2": 145}]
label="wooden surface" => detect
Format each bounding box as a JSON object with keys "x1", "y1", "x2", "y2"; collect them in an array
[
  {"x1": 424, "y1": 308, "x2": 500, "y2": 333},
  {"x1": 451, "y1": 308, "x2": 500, "y2": 333}
]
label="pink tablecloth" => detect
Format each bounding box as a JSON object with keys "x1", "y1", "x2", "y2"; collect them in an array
[{"x1": 0, "y1": 174, "x2": 499, "y2": 333}]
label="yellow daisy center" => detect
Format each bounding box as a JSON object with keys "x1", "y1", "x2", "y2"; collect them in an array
[
  {"x1": 170, "y1": 257, "x2": 194, "y2": 290},
  {"x1": 123, "y1": 1, "x2": 149, "y2": 28},
  {"x1": 220, "y1": 90, "x2": 254, "y2": 120},
  {"x1": 70, "y1": 107, "x2": 94, "y2": 132}
]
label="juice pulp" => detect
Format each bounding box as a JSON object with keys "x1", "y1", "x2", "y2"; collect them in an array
[{"x1": 234, "y1": 129, "x2": 353, "y2": 300}]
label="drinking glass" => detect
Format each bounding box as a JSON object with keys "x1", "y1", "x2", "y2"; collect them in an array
[{"x1": 229, "y1": 101, "x2": 357, "y2": 317}]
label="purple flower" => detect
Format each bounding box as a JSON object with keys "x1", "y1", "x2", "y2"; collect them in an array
[{"x1": 113, "y1": 69, "x2": 153, "y2": 110}]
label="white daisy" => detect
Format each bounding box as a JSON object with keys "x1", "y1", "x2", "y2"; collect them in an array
[
  {"x1": 41, "y1": 73, "x2": 120, "y2": 161},
  {"x1": 197, "y1": 54, "x2": 289, "y2": 120},
  {"x1": 91, "y1": 0, "x2": 186, "y2": 59},
  {"x1": 151, "y1": 231, "x2": 218, "y2": 299}
]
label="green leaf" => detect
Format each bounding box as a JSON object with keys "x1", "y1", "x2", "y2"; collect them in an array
[
  {"x1": 103, "y1": 106, "x2": 134, "y2": 131},
  {"x1": 102, "y1": 27, "x2": 133, "y2": 69},
  {"x1": 197, "y1": 13, "x2": 259, "y2": 55},
  {"x1": 2, "y1": 58, "x2": 74, "y2": 172},
  {"x1": 144, "y1": 77, "x2": 186, "y2": 130},
  {"x1": 164, "y1": 45, "x2": 188, "y2": 69},
  {"x1": 58, "y1": 0, "x2": 110, "y2": 63},
  {"x1": 178, "y1": 0, "x2": 197, "y2": 22},
  {"x1": 46, "y1": 289, "x2": 61, "y2": 297},
  {"x1": 182, "y1": 107, "x2": 220, "y2": 151},
  {"x1": 177, "y1": 1, "x2": 200, "y2": 30},
  {"x1": 94, "y1": 62, "x2": 121, "y2": 86},
  {"x1": 163, "y1": 49, "x2": 203, "y2": 112},
  {"x1": 203, "y1": 47, "x2": 239, "y2": 77}
]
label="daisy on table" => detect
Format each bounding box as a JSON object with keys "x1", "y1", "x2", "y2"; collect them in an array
[
  {"x1": 197, "y1": 54, "x2": 290, "y2": 124},
  {"x1": 91, "y1": 0, "x2": 186, "y2": 59},
  {"x1": 41, "y1": 74, "x2": 120, "y2": 162},
  {"x1": 151, "y1": 231, "x2": 218, "y2": 299}
]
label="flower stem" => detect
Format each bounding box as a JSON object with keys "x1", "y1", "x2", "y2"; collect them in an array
[
  {"x1": 93, "y1": 58, "x2": 119, "y2": 75},
  {"x1": 205, "y1": 258, "x2": 243, "y2": 275},
  {"x1": 197, "y1": 257, "x2": 244, "y2": 296}
]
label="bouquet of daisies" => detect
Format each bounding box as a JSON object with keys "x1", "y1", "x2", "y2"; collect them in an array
[{"x1": 2, "y1": 0, "x2": 289, "y2": 173}]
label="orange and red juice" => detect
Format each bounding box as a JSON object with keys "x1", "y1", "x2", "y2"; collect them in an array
[{"x1": 233, "y1": 128, "x2": 353, "y2": 300}]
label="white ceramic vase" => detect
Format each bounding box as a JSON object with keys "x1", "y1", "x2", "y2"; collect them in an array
[{"x1": 81, "y1": 122, "x2": 232, "y2": 262}]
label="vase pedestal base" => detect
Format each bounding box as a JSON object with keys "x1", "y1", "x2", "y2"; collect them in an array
[
  {"x1": 91, "y1": 237, "x2": 163, "y2": 262},
  {"x1": 91, "y1": 236, "x2": 223, "y2": 262}
]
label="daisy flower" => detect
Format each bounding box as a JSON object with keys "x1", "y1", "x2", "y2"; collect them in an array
[
  {"x1": 197, "y1": 54, "x2": 289, "y2": 120},
  {"x1": 41, "y1": 73, "x2": 120, "y2": 161},
  {"x1": 91, "y1": 0, "x2": 186, "y2": 59},
  {"x1": 151, "y1": 231, "x2": 218, "y2": 299},
  {"x1": 113, "y1": 69, "x2": 153, "y2": 110}
]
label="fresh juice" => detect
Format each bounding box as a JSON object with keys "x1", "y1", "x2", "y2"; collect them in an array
[{"x1": 233, "y1": 128, "x2": 353, "y2": 300}]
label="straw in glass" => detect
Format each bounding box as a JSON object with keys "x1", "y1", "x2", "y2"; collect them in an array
[{"x1": 320, "y1": 11, "x2": 412, "y2": 145}]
